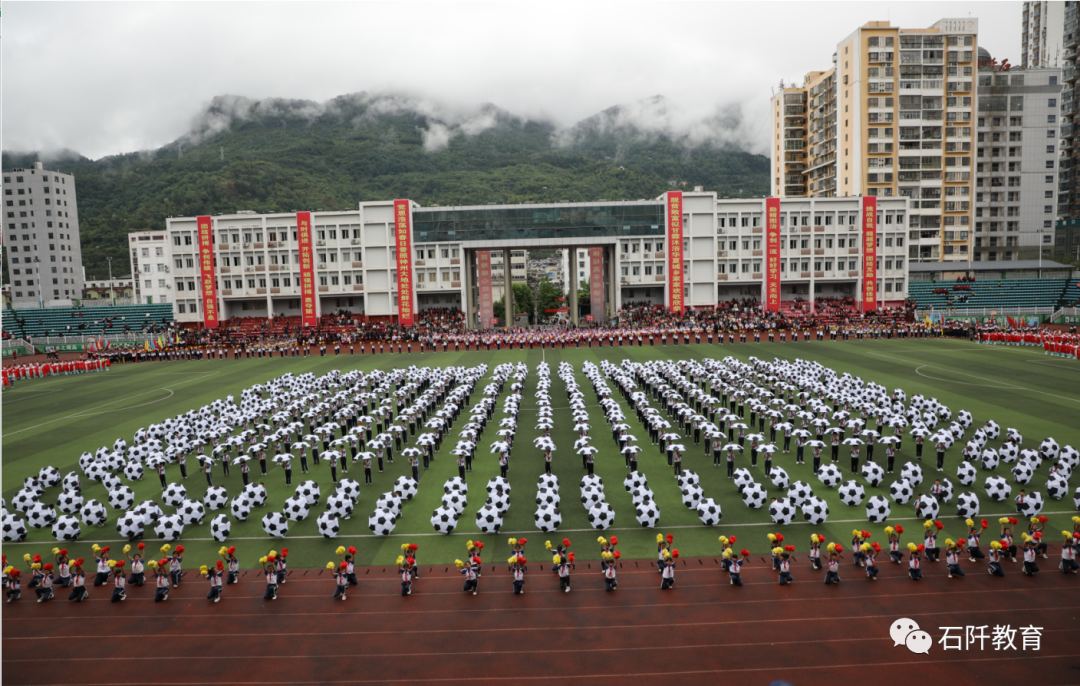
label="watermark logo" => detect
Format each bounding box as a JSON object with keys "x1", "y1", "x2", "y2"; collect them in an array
[{"x1": 890, "y1": 618, "x2": 932, "y2": 654}]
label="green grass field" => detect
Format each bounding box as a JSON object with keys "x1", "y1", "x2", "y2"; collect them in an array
[{"x1": 3, "y1": 339, "x2": 1078, "y2": 570}]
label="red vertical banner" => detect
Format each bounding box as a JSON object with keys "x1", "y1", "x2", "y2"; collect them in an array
[
  {"x1": 589, "y1": 247, "x2": 605, "y2": 324},
  {"x1": 393, "y1": 200, "x2": 415, "y2": 326},
  {"x1": 477, "y1": 250, "x2": 494, "y2": 328},
  {"x1": 296, "y1": 211, "x2": 317, "y2": 327},
  {"x1": 666, "y1": 192, "x2": 684, "y2": 314},
  {"x1": 765, "y1": 197, "x2": 781, "y2": 311},
  {"x1": 861, "y1": 196, "x2": 878, "y2": 312},
  {"x1": 196, "y1": 215, "x2": 218, "y2": 329}
]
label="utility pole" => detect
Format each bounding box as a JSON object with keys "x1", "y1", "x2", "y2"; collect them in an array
[{"x1": 107, "y1": 257, "x2": 114, "y2": 305}]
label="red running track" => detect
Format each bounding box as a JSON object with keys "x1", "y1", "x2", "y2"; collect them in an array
[{"x1": 3, "y1": 556, "x2": 1078, "y2": 686}]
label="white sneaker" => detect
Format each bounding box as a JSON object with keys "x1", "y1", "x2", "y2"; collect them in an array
[
  {"x1": 472, "y1": 591, "x2": 477, "y2": 595},
  {"x1": 214, "y1": 596, "x2": 220, "y2": 603}
]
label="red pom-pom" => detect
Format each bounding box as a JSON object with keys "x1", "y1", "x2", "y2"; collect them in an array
[
  {"x1": 562, "y1": 538, "x2": 571, "y2": 548},
  {"x1": 935, "y1": 521, "x2": 944, "y2": 530},
  {"x1": 216, "y1": 560, "x2": 224, "y2": 569},
  {"x1": 406, "y1": 556, "x2": 415, "y2": 565},
  {"x1": 956, "y1": 539, "x2": 966, "y2": 548},
  {"x1": 408, "y1": 544, "x2": 418, "y2": 552},
  {"x1": 42, "y1": 563, "x2": 53, "y2": 571},
  {"x1": 228, "y1": 546, "x2": 236, "y2": 555},
  {"x1": 872, "y1": 542, "x2": 882, "y2": 553},
  {"x1": 980, "y1": 519, "x2": 989, "y2": 529},
  {"x1": 280, "y1": 548, "x2": 288, "y2": 557},
  {"x1": 1033, "y1": 532, "x2": 1043, "y2": 540},
  {"x1": 137, "y1": 542, "x2": 146, "y2": 550},
  {"x1": 835, "y1": 544, "x2": 844, "y2": 552},
  {"x1": 267, "y1": 554, "x2": 276, "y2": 562},
  {"x1": 672, "y1": 549, "x2": 680, "y2": 558},
  {"x1": 32, "y1": 554, "x2": 41, "y2": 563},
  {"x1": 517, "y1": 557, "x2": 526, "y2": 565},
  {"x1": 784, "y1": 545, "x2": 795, "y2": 552},
  {"x1": 518, "y1": 538, "x2": 527, "y2": 545},
  {"x1": 740, "y1": 549, "x2": 750, "y2": 557},
  {"x1": 1008, "y1": 517, "x2": 1018, "y2": 525},
  {"x1": 176, "y1": 545, "x2": 184, "y2": 554},
  {"x1": 159, "y1": 559, "x2": 168, "y2": 567},
  {"x1": 74, "y1": 558, "x2": 84, "y2": 566},
  {"x1": 729, "y1": 535, "x2": 737, "y2": 543},
  {"x1": 340, "y1": 561, "x2": 349, "y2": 570},
  {"x1": 666, "y1": 534, "x2": 675, "y2": 544},
  {"x1": 609, "y1": 536, "x2": 617, "y2": 546},
  {"x1": 1038, "y1": 516, "x2": 1048, "y2": 523},
  {"x1": 917, "y1": 544, "x2": 926, "y2": 553},
  {"x1": 101, "y1": 546, "x2": 110, "y2": 553},
  {"x1": 894, "y1": 526, "x2": 904, "y2": 534},
  {"x1": 473, "y1": 542, "x2": 483, "y2": 550},
  {"x1": 568, "y1": 552, "x2": 575, "y2": 563},
  {"x1": 775, "y1": 533, "x2": 784, "y2": 542},
  {"x1": 860, "y1": 530, "x2": 870, "y2": 539},
  {"x1": 613, "y1": 551, "x2": 621, "y2": 559},
  {"x1": 59, "y1": 549, "x2": 68, "y2": 556}
]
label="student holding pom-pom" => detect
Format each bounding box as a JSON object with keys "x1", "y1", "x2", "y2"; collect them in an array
[
  {"x1": 152, "y1": 560, "x2": 171, "y2": 601},
  {"x1": 945, "y1": 540, "x2": 966, "y2": 578},
  {"x1": 863, "y1": 543, "x2": 880, "y2": 581},
  {"x1": 988, "y1": 541, "x2": 1006, "y2": 577},
  {"x1": 907, "y1": 543, "x2": 924, "y2": 580},
  {"x1": 110, "y1": 561, "x2": 127, "y2": 602},
  {"x1": 509, "y1": 555, "x2": 526, "y2": 595},
  {"x1": 602, "y1": 551, "x2": 619, "y2": 591},
  {"x1": 68, "y1": 560, "x2": 88, "y2": 601},
  {"x1": 661, "y1": 549, "x2": 678, "y2": 589},
  {"x1": 729, "y1": 549, "x2": 749, "y2": 586},
  {"x1": 886, "y1": 526, "x2": 905, "y2": 564},
  {"x1": 204, "y1": 561, "x2": 224, "y2": 602},
  {"x1": 824, "y1": 543, "x2": 843, "y2": 584},
  {"x1": 329, "y1": 561, "x2": 348, "y2": 600}
]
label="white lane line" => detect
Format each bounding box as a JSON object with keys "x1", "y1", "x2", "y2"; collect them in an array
[
  {"x1": 914, "y1": 365, "x2": 1012, "y2": 389},
  {"x1": 2, "y1": 388, "x2": 63, "y2": 404},
  {"x1": 1025, "y1": 360, "x2": 1080, "y2": 371}
]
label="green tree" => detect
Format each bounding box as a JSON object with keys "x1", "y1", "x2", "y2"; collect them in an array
[
  {"x1": 536, "y1": 278, "x2": 566, "y2": 320},
  {"x1": 577, "y1": 279, "x2": 591, "y2": 306},
  {"x1": 493, "y1": 283, "x2": 535, "y2": 323}
]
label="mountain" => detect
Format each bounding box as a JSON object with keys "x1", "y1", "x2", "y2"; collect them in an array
[{"x1": 2, "y1": 93, "x2": 769, "y2": 281}]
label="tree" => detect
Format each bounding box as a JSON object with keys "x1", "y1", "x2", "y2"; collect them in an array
[
  {"x1": 494, "y1": 283, "x2": 535, "y2": 323},
  {"x1": 577, "y1": 279, "x2": 591, "y2": 306},
  {"x1": 536, "y1": 278, "x2": 565, "y2": 320}
]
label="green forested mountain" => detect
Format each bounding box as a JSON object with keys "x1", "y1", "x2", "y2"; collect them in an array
[{"x1": 3, "y1": 93, "x2": 769, "y2": 281}]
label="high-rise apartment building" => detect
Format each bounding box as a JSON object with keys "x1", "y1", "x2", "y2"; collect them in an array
[
  {"x1": 1022, "y1": 1, "x2": 1066, "y2": 69},
  {"x1": 2, "y1": 162, "x2": 84, "y2": 308},
  {"x1": 771, "y1": 19, "x2": 979, "y2": 263},
  {"x1": 1055, "y1": 3, "x2": 1080, "y2": 221}
]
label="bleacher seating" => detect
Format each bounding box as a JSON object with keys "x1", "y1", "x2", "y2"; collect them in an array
[
  {"x1": 2, "y1": 304, "x2": 173, "y2": 339},
  {"x1": 1060, "y1": 279, "x2": 1080, "y2": 308},
  {"x1": 907, "y1": 278, "x2": 1069, "y2": 311}
]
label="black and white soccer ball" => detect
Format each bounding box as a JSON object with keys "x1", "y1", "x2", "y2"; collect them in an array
[
  {"x1": 580, "y1": 487, "x2": 605, "y2": 508},
  {"x1": 1073, "y1": 486, "x2": 1080, "y2": 510},
  {"x1": 732, "y1": 468, "x2": 754, "y2": 490},
  {"x1": 155, "y1": 514, "x2": 185, "y2": 541},
  {"x1": 102, "y1": 452, "x2": 126, "y2": 471},
  {"x1": 133, "y1": 500, "x2": 163, "y2": 525},
  {"x1": 838, "y1": 480, "x2": 866, "y2": 506},
  {"x1": 1016, "y1": 491, "x2": 1044, "y2": 517},
  {"x1": 368, "y1": 508, "x2": 398, "y2": 535},
  {"x1": 696, "y1": 497, "x2": 722, "y2": 525},
  {"x1": 634, "y1": 500, "x2": 659, "y2": 528},
  {"x1": 162, "y1": 483, "x2": 187, "y2": 507},
  {"x1": 85, "y1": 462, "x2": 109, "y2": 482},
  {"x1": 534, "y1": 505, "x2": 562, "y2": 532},
  {"x1": 230, "y1": 496, "x2": 253, "y2": 521},
  {"x1": 984, "y1": 475, "x2": 1011, "y2": 502},
  {"x1": 79, "y1": 451, "x2": 95, "y2": 472},
  {"x1": 937, "y1": 477, "x2": 955, "y2": 503},
  {"x1": 57, "y1": 490, "x2": 84, "y2": 514},
  {"x1": 999, "y1": 442, "x2": 1019, "y2": 464},
  {"x1": 2, "y1": 515, "x2": 28, "y2": 542},
  {"x1": 80, "y1": 499, "x2": 107, "y2": 527},
  {"x1": 475, "y1": 505, "x2": 504, "y2": 534},
  {"x1": 25, "y1": 501, "x2": 56, "y2": 529},
  {"x1": 123, "y1": 461, "x2": 145, "y2": 482},
  {"x1": 537, "y1": 474, "x2": 559, "y2": 491},
  {"x1": 486, "y1": 492, "x2": 511, "y2": 515},
  {"x1": 38, "y1": 466, "x2": 61, "y2": 488},
  {"x1": 589, "y1": 502, "x2": 617, "y2": 530},
  {"x1": 295, "y1": 480, "x2": 321, "y2": 505},
  {"x1": 100, "y1": 473, "x2": 123, "y2": 493},
  {"x1": 115, "y1": 511, "x2": 144, "y2": 540},
  {"x1": 204, "y1": 486, "x2": 229, "y2": 511},
  {"x1": 282, "y1": 496, "x2": 311, "y2": 522},
  {"x1": 676, "y1": 470, "x2": 700, "y2": 488},
  {"x1": 957, "y1": 409, "x2": 973, "y2": 428},
  {"x1": 441, "y1": 492, "x2": 469, "y2": 515},
  {"x1": 242, "y1": 483, "x2": 268, "y2": 506},
  {"x1": 1046, "y1": 473, "x2": 1069, "y2": 500},
  {"x1": 900, "y1": 462, "x2": 923, "y2": 487},
  {"x1": 769, "y1": 497, "x2": 796, "y2": 525},
  {"x1": 956, "y1": 461, "x2": 977, "y2": 486},
  {"x1": 487, "y1": 476, "x2": 511, "y2": 494},
  {"x1": 62, "y1": 471, "x2": 81, "y2": 492},
  {"x1": 177, "y1": 499, "x2": 206, "y2": 525},
  {"x1": 866, "y1": 495, "x2": 891, "y2": 523},
  {"x1": 889, "y1": 479, "x2": 914, "y2": 505},
  {"x1": 787, "y1": 481, "x2": 813, "y2": 507},
  {"x1": 741, "y1": 482, "x2": 768, "y2": 509},
  {"x1": 336, "y1": 478, "x2": 362, "y2": 502},
  {"x1": 861, "y1": 462, "x2": 885, "y2": 487},
  {"x1": 817, "y1": 464, "x2": 843, "y2": 488},
  {"x1": 681, "y1": 484, "x2": 704, "y2": 509},
  {"x1": 630, "y1": 487, "x2": 655, "y2": 506},
  {"x1": 915, "y1": 494, "x2": 940, "y2": 521},
  {"x1": 535, "y1": 488, "x2": 560, "y2": 507},
  {"x1": 107, "y1": 486, "x2": 135, "y2": 511},
  {"x1": 1040, "y1": 437, "x2": 1060, "y2": 459},
  {"x1": 580, "y1": 474, "x2": 604, "y2": 492},
  {"x1": 210, "y1": 513, "x2": 231, "y2": 542},
  {"x1": 262, "y1": 512, "x2": 290, "y2": 538},
  {"x1": 981, "y1": 450, "x2": 1001, "y2": 470},
  {"x1": 22, "y1": 477, "x2": 44, "y2": 495},
  {"x1": 769, "y1": 467, "x2": 790, "y2": 490},
  {"x1": 1059, "y1": 445, "x2": 1079, "y2": 469},
  {"x1": 955, "y1": 491, "x2": 980, "y2": 518},
  {"x1": 325, "y1": 493, "x2": 354, "y2": 519},
  {"x1": 801, "y1": 496, "x2": 830, "y2": 524},
  {"x1": 316, "y1": 511, "x2": 340, "y2": 538},
  {"x1": 624, "y1": 472, "x2": 648, "y2": 492},
  {"x1": 1011, "y1": 460, "x2": 1035, "y2": 485},
  {"x1": 51, "y1": 514, "x2": 81, "y2": 541},
  {"x1": 444, "y1": 477, "x2": 468, "y2": 495},
  {"x1": 393, "y1": 476, "x2": 419, "y2": 500},
  {"x1": 431, "y1": 506, "x2": 459, "y2": 534},
  {"x1": 12, "y1": 489, "x2": 38, "y2": 513}
]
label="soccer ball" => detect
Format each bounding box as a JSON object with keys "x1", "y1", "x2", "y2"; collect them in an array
[
  {"x1": 1015, "y1": 491, "x2": 1044, "y2": 517},
  {"x1": 230, "y1": 497, "x2": 253, "y2": 521},
  {"x1": 440, "y1": 491, "x2": 466, "y2": 514},
  {"x1": 696, "y1": 498, "x2": 722, "y2": 525},
  {"x1": 1011, "y1": 460, "x2": 1035, "y2": 485},
  {"x1": 368, "y1": 508, "x2": 397, "y2": 536},
  {"x1": 1059, "y1": 445, "x2": 1079, "y2": 469},
  {"x1": 22, "y1": 477, "x2": 44, "y2": 495},
  {"x1": 866, "y1": 495, "x2": 891, "y2": 523},
  {"x1": 487, "y1": 476, "x2": 511, "y2": 494},
  {"x1": 537, "y1": 474, "x2": 559, "y2": 491},
  {"x1": 1045, "y1": 473, "x2": 1068, "y2": 500},
  {"x1": 431, "y1": 506, "x2": 459, "y2": 534},
  {"x1": 133, "y1": 500, "x2": 163, "y2": 525},
  {"x1": 624, "y1": 472, "x2": 648, "y2": 492},
  {"x1": 889, "y1": 479, "x2": 913, "y2": 504},
  {"x1": 787, "y1": 481, "x2": 813, "y2": 507},
  {"x1": 984, "y1": 475, "x2": 1012, "y2": 502},
  {"x1": 115, "y1": 512, "x2": 144, "y2": 540},
  {"x1": 100, "y1": 473, "x2": 123, "y2": 493},
  {"x1": 937, "y1": 478, "x2": 955, "y2": 503},
  {"x1": 817, "y1": 464, "x2": 843, "y2": 488},
  {"x1": 981, "y1": 451, "x2": 1001, "y2": 471},
  {"x1": 861, "y1": 462, "x2": 885, "y2": 487},
  {"x1": 336, "y1": 478, "x2": 362, "y2": 502},
  {"x1": 901, "y1": 462, "x2": 923, "y2": 487},
  {"x1": 262, "y1": 512, "x2": 290, "y2": 538},
  {"x1": 676, "y1": 470, "x2": 700, "y2": 488},
  {"x1": 769, "y1": 497, "x2": 796, "y2": 525},
  {"x1": 107, "y1": 487, "x2": 135, "y2": 511},
  {"x1": 210, "y1": 513, "x2": 231, "y2": 542},
  {"x1": 535, "y1": 488, "x2": 559, "y2": 507},
  {"x1": 680, "y1": 484, "x2": 704, "y2": 509},
  {"x1": 955, "y1": 491, "x2": 980, "y2": 518},
  {"x1": 1073, "y1": 486, "x2": 1080, "y2": 510},
  {"x1": 57, "y1": 490, "x2": 84, "y2": 514},
  {"x1": 282, "y1": 496, "x2": 311, "y2": 522},
  {"x1": 80, "y1": 499, "x2": 107, "y2": 527},
  {"x1": 242, "y1": 483, "x2": 268, "y2": 506},
  {"x1": 79, "y1": 452, "x2": 95, "y2": 472},
  {"x1": 475, "y1": 505, "x2": 504, "y2": 534},
  {"x1": 580, "y1": 474, "x2": 604, "y2": 491},
  {"x1": 999, "y1": 443, "x2": 1019, "y2": 464},
  {"x1": 631, "y1": 487, "x2": 655, "y2": 505},
  {"x1": 325, "y1": 493, "x2": 354, "y2": 519},
  {"x1": 204, "y1": 487, "x2": 229, "y2": 511},
  {"x1": 12, "y1": 489, "x2": 38, "y2": 513},
  {"x1": 2, "y1": 515, "x2": 28, "y2": 542},
  {"x1": 957, "y1": 409, "x2": 973, "y2": 428},
  {"x1": 52, "y1": 514, "x2": 81, "y2": 541},
  {"x1": 732, "y1": 468, "x2": 754, "y2": 490},
  {"x1": 769, "y1": 467, "x2": 790, "y2": 490},
  {"x1": 486, "y1": 491, "x2": 511, "y2": 514},
  {"x1": 24, "y1": 501, "x2": 55, "y2": 529},
  {"x1": 295, "y1": 480, "x2": 321, "y2": 505},
  {"x1": 1040, "y1": 437, "x2": 1060, "y2": 459},
  {"x1": 394, "y1": 476, "x2": 419, "y2": 500},
  {"x1": 124, "y1": 461, "x2": 144, "y2": 482},
  {"x1": 580, "y1": 487, "x2": 605, "y2": 508},
  {"x1": 102, "y1": 452, "x2": 126, "y2": 471},
  {"x1": 162, "y1": 483, "x2": 187, "y2": 507},
  {"x1": 177, "y1": 499, "x2": 206, "y2": 525},
  {"x1": 956, "y1": 461, "x2": 977, "y2": 486},
  {"x1": 915, "y1": 494, "x2": 940, "y2": 521},
  {"x1": 801, "y1": 496, "x2": 830, "y2": 525},
  {"x1": 316, "y1": 511, "x2": 340, "y2": 538},
  {"x1": 838, "y1": 481, "x2": 866, "y2": 506},
  {"x1": 589, "y1": 502, "x2": 617, "y2": 530},
  {"x1": 444, "y1": 477, "x2": 468, "y2": 495},
  {"x1": 741, "y1": 482, "x2": 768, "y2": 509},
  {"x1": 155, "y1": 514, "x2": 185, "y2": 541},
  {"x1": 1054, "y1": 462, "x2": 1074, "y2": 481},
  {"x1": 535, "y1": 505, "x2": 562, "y2": 532},
  {"x1": 38, "y1": 466, "x2": 61, "y2": 488},
  {"x1": 634, "y1": 501, "x2": 660, "y2": 528},
  {"x1": 62, "y1": 471, "x2": 81, "y2": 492},
  {"x1": 85, "y1": 462, "x2": 109, "y2": 482}
]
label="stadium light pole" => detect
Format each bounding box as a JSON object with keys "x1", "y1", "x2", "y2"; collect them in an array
[{"x1": 107, "y1": 257, "x2": 114, "y2": 306}]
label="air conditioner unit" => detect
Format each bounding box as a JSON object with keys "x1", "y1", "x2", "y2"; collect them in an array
[
  {"x1": 316, "y1": 240, "x2": 326, "y2": 246},
  {"x1": 243, "y1": 242, "x2": 251, "y2": 248},
  {"x1": 351, "y1": 239, "x2": 360, "y2": 245}
]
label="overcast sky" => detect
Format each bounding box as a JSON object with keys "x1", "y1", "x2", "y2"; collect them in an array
[{"x1": 3, "y1": 1, "x2": 1024, "y2": 160}]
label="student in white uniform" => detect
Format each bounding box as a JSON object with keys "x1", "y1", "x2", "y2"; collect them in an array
[
  {"x1": 110, "y1": 563, "x2": 127, "y2": 602},
  {"x1": 68, "y1": 561, "x2": 89, "y2": 602},
  {"x1": 510, "y1": 556, "x2": 526, "y2": 595}
]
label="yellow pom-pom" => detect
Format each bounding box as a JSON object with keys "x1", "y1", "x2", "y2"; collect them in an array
[
  {"x1": 396, "y1": 556, "x2": 405, "y2": 566},
  {"x1": 219, "y1": 547, "x2": 228, "y2": 556},
  {"x1": 31, "y1": 563, "x2": 41, "y2": 570},
  {"x1": 771, "y1": 547, "x2": 783, "y2": 556},
  {"x1": 52, "y1": 547, "x2": 60, "y2": 555},
  {"x1": 851, "y1": 529, "x2": 860, "y2": 537},
  {"x1": 884, "y1": 526, "x2": 894, "y2": 535},
  {"x1": 1021, "y1": 533, "x2": 1032, "y2": 542},
  {"x1": 454, "y1": 559, "x2": 465, "y2": 569},
  {"x1": 597, "y1": 536, "x2": 606, "y2": 545},
  {"x1": 268, "y1": 550, "x2": 277, "y2": 558},
  {"x1": 466, "y1": 540, "x2": 474, "y2": 550},
  {"x1": 552, "y1": 554, "x2": 561, "y2": 564},
  {"x1": 999, "y1": 517, "x2": 1009, "y2": 524},
  {"x1": 722, "y1": 549, "x2": 732, "y2": 558},
  {"x1": 545, "y1": 540, "x2": 552, "y2": 550},
  {"x1": 507, "y1": 556, "x2": 517, "y2": 564},
  {"x1": 92, "y1": 545, "x2": 101, "y2": 553},
  {"x1": 259, "y1": 556, "x2": 268, "y2": 564},
  {"x1": 147, "y1": 561, "x2": 158, "y2": 570},
  {"x1": 827, "y1": 543, "x2": 836, "y2": 552},
  {"x1": 907, "y1": 542, "x2": 918, "y2": 552},
  {"x1": 663, "y1": 550, "x2": 672, "y2": 559},
  {"x1": 767, "y1": 533, "x2": 777, "y2": 542},
  {"x1": 861, "y1": 543, "x2": 871, "y2": 552},
  {"x1": 1073, "y1": 516, "x2": 1080, "y2": 524},
  {"x1": 1066, "y1": 531, "x2": 1074, "y2": 539},
  {"x1": 990, "y1": 541, "x2": 1002, "y2": 550},
  {"x1": 327, "y1": 562, "x2": 335, "y2": 570},
  {"x1": 23, "y1": 554, "x2": 31, "y2": 563},
  {"x1": 508, "y1": 538, "x2": 517, "y2": 546},
  {"x1": 335, "y1": 546, "x2": 345, "y2": 556},
  {"x1": 944, "y1": 538, "x2": 954, "y2": 547},
  {"x1": 965, "y1": 518, "x2": 975, "y2": 528},
  {"x1": 161, "y1": 544, "x2": 171, "y2": 554},
  {"x1": 199, "y1": 565, "x2": 208, "y2": 574},
  {"x1": 123, "y1": 544, "x2": 132, "y2": 553},
  {"x1": 1030, "y1": 517, "x2": 1039, "y2": 524},
  {"x1": 923, "y1": 520, "x2": 933, "y2": 529},
  {"x1": 656, "y1": 533, "x2": 664, "y2": 543},
  {"x1": 107, "y1": 560, "x2": 117, "y2": 568},
  {"x1": 401, "y1": 544, "x2": 409, "y2": 552}
]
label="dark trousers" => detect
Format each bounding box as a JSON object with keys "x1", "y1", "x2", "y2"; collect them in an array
[
  {"x1": 68, "y1": 586, "x2": 88, "y2": 601},
  {"x1": 264, "y1": 583, "x2": 277, "y2": 600},
  {"x1": 243, "y1": 472, "x2": 250, "y2": 486},
  {"x1": 365, "y1": 468, "x2": 373, "y2": 484}
]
